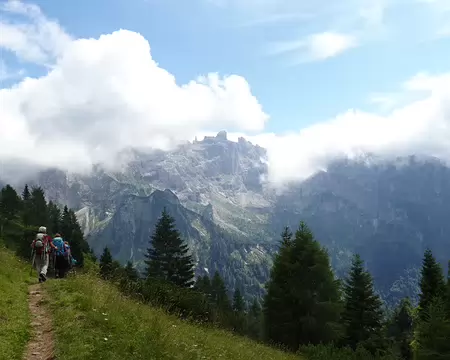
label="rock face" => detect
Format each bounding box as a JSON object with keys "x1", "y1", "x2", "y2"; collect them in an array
[{"x1": 4, "y1": 133, "x2": 450, "y2": 305}]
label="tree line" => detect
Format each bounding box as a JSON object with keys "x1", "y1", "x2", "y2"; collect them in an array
[
  {"x1": 1, "y1": 183, "x2": 449, "y2": 359},
  {"x1": 0, "y1": 184, "x2": 92, "y2": 265},
  {"x1": 99, "y1": 208, "x2": 450, "y2": 359}
]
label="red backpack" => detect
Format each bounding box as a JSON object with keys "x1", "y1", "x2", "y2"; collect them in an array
[{"x1": 33, "y1": 233, "x2": 50, "y2": 256}]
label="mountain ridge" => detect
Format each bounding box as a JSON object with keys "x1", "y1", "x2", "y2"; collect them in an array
[{"x1": 1, "y1": 132, "x2": 449, "y2": 305}]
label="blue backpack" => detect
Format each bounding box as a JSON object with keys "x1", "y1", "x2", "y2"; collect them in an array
[{"x1": 53, "y1": 237, "x2": 67, "y2": 257}]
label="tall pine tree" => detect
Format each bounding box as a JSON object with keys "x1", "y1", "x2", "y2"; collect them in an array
[
  {"x1": 341, "y1": 254, "x2": 385, "y2": 353},
  {"x1": 264, "y1": 222, "x2": 343, "y2": 350},
  {"x1": 21, "y1": 184, "x2": 31, "y2": 226},
  {"x1": 48, "y1": 201, "x2": 62, "y2": 235},
  {"x1": 145, "y1": 208, "x2": 195, "y2": 288},
  {"x1": 99, "y1": 246, "x2": 114, "y2": 279},
  {"x1": 413, "y1": 297, "x2": 450, "y2": 359},
  {"x1": 445, "y1": 260, "x2": 450, "y2": 318},
  {"x1": 387, "y1": 298, "x2": 413, "y2": 360},
  {"x1": 0, "y1": 185, "x2": 21, "y2": 221},
  {"x1": 28, "y1": 186, "x2": 48, "y2": 227},
  {"x1": 418, "y1": 249, "x2": 446, "y2": 318},
  {"x1": 232, "y1": 288, "x2": 245, "y2": 313},
  {"x1": 280, "y1": 226, "x2": 293, "y2": 247},
  {"x1": 210, "y1": 271, "x2": 231, "y2": 311}
]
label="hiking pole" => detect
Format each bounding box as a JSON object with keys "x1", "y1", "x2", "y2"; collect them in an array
[{"x1": 29, "y1": 250, "x2": 35, "y2": 277}]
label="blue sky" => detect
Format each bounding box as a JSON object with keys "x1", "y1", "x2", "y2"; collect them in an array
[
  {"x1": 2, "y1": 0, "x2": 449, "y2": 132},
  {"x1": 1, "y1": 0, "x2": 450, "y2": 184}
]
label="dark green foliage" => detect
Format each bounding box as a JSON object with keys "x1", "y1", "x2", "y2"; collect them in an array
[
  {"x1": 145, "y1": 208, "x2": 195, "y2": 288},
  {"x1": 342, "y1": 254, "x2": 386, "y2": 354},
  {"x1": 387, "y1": 298, "x2": 413, "y2": 359},
  {"x1": 298, "y1": 344, "x2": 399, "y2": 360},
  {"x1": 194, "y1": 274, "x2": 211, "y2": 297},
  {"x1": 210, "y1": 271, "x2": 232, "y2": 311},
  {"x1": 247, "y1": 298, "x2": 262, "y2": 340},
  {"x1": 124, "y1": 261, "x2": 139, "y2": 282},
  {"x1": 446, "y1": 261, "x2": 450, "y2": 317},
  {"x1": 232, "y1": 288, "x2": 245, "y2": 313},
  {"x1": 280, "y1": 226, "x2": 293, "y2": 247},
  {"x1": 413, "y1": 297, "x2": 450, "y2": 359},
  {"x1": 0, "y1": 183, "x2": 91, "y2": 267},
  {"x1": 28, "y1": 187, "x2": 48, "y2": 227},
  {"x1": 99, "y1": 246, "x2": 114, "y2": 280},
  {"x1": 0, "y1": 185, "x2": 21, "y2": 221},
  {"x1": 47, "y1": 201, "x2": 61, "y2": 235},
  {"x1": 263, "y1": 222, "x2": 343, "y2": 351},
  {"x1": 418, "y1": 249, "x2": 446, "y2": 319},
  {"x1": 21, "y1": 185, "x2": 31, "y2": 226}
]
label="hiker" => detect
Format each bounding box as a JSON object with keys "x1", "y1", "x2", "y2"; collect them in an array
[
  {"x1": 53, "y1": 234, "x2": 70, "y2": 278},
  {"x1": 64, "y1": 241, "x2": 78, "y2": 270},
  {"x1": 31, "y1": 226, "x2": 56, "y2": 283}
]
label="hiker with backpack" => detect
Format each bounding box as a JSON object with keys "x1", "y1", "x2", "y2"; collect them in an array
[
  {"x1": 53, "y1": 234, "x2": 70, "y2": 278},
  {"x1": 31, "y1": 226, "x2": 56, "y2": 283}
]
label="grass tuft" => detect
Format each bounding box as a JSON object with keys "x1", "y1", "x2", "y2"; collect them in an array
[
  {"x1": 46, "y1": 272, "x2": 300, "y2": 360},
  {"x1": 0, "y1": 244, "x2": 32, "y2": 360}
]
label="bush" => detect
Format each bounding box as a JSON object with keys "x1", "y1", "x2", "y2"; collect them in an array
[{"x1": 298, "y1": 344, "x2": 399, "y2": 360}]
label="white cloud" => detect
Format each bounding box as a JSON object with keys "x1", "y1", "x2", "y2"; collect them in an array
[
  {"x1": 1, "y1": 1, "x2": 450, "y2": 189},
  {"x1": 0, "y1": 0, "x2": 71, "y2": 65},
  {"x1": 0, "y1": 25, "x2": 268, "y2": 173},
  {"x1": 210, "y1": 0, "x2": 391, "y2": 61},
  {"x1": 261, "y1": 72, "x2": 450, "y2": 185},
  {"x1": 269, "y1": 32, "x2": 357, "y2": 63}
]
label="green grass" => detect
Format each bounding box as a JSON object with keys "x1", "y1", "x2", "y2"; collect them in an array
[
  {"x1": 0, "y1": 244, "x2": 32, "y2": 360},
  {"x1": 46, "y1": 272, "x2": 300, "y2": 360}
]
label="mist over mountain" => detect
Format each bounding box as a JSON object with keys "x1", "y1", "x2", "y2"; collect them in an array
[{"x1": 2, "y1": 131, "x2": 449, "y2": 305}]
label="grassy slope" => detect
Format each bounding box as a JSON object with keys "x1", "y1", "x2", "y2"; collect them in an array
[
  {"x1": 0, "y1": 245, "x2": 32, "y2": 360},
  {"x1": 46, "y1": 271, "x2": 300, "y2": 360}
]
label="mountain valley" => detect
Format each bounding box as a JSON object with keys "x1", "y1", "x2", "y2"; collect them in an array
[{"x1": 3, "y1": 131, "x2": 450, "y2": 305}]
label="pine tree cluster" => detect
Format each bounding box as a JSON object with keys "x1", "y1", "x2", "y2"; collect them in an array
[
  {"x1": 0, "y1": 184, "x2": 92, "y2": 264},
  {"x1": 3, "y1": 181, "x2": 449, "y2": 359}
]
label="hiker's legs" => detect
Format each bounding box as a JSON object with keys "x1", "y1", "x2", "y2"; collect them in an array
[
  {"x1": 55, "y1": 255, "x2": 66, "y2": 278},
  {"x1": 34, "y1": 255, "x2": 48, "y2": 281}
]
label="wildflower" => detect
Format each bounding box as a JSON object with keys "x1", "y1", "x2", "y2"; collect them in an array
[{"x1": 104, "y1": 337, "x2": 108, "y2": 341}]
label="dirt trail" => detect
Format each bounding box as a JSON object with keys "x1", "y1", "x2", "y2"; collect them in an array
[{"x1": 23, "y1": 284, "x2": 55, "y2": 360}]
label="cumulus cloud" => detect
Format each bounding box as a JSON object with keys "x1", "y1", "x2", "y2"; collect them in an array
[
  {"x1": 0, "y1": 0, "x2": 71, "y2": 65},
  {"x1": 261, "y1": 72, "x2": 450, "y2": 185},
  {"x1": 0, "y1": 29, "x2": 268, "y2": 172},
  {"x1": 1, "y1": 1, "x2": 450, "y2": 189}
]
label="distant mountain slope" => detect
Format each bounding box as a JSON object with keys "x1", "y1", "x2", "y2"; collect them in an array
[
  {"x1": 2, "y1": 133, "x2": 450, "y2": 305},
  {"x1": 88, "y1": 189, "x2": 274, "y2": 299}
]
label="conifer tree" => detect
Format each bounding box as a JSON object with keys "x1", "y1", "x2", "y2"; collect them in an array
[
  {"x1": 413, "y1": 297, "x2": 450, "y2": 359},
  {"x1": 48, "y1": 201, "x2": 61, "y2": 235},
  {"x1": 29, "y1": 186, "x2": 48, "y2": 227},
  {"x1": 446, "y1": 261, "x2": 450, "y2": 317},
  {"x1": 232, "y1": 288, "x2": 245, "y2": 313},
  {"x1": 22, "y1": 184, "x2": 30, "y2": 201},
  {"x1": 100, "y1": 246, "x2": 114, "y2": 279},
  {"x1": 21, "y1": 184, "x2": 31, "y2": 226},
  {"x1": 247, "y1": 298, "x2": 262, "y2": 340},
  {"x1": 418, "y1": 249, "x2": 446, "y2": 318},
  {"x1": 0, "y1": 185, "x2": 21, "y2": 221},
  {"x1": 280, "y1": 226, "x2": 293, "y2": 247},
  {"x1": 211, "y1": 271, "x2": 231, "y2": 311},
  {"x1": 388, "y1": 298, "x2": 413, "y2": 360},
  {"x1": 194, "y1": 275, "x2": 212, "y2": 296},
  {"x1": 145, "y1": 208, "x2": 195, "y2": 287},
  {"x1": 341, "y1": 254, "x2": 385, "y2": 353},
  {"x1": 264, "y1": 222, "x2": 343, "y2": 350},
  {"x1": 124, "y1": 261, "x2": 139, "y2": 282},
  {"x1": 60, "y1": 206, "x2": 72, "y2": 240}
]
